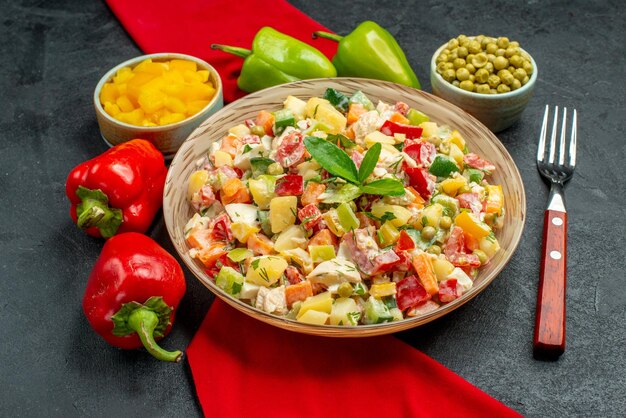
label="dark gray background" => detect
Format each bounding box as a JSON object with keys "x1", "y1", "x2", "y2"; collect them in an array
[{"x1": 1, "y1": 0, "x2": 624, "y2": 416}]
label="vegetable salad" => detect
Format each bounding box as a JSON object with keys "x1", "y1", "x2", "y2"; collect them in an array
[{"x1": 184, "y1": 89, "x2": 504, "y2": 326}]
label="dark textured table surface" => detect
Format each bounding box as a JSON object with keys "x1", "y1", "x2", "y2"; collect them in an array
[{"x1": 2, "y1": 0, "x2": 625, "y2": 416}]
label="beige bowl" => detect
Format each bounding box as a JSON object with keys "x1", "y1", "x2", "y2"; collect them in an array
[
  {"x1": 164, "y1": 78, "x2": 526, "y2": 337},
  {"x1": 94, "y1": 53, "x2": 223, "y2": 159},
  {"x1": 430, "y1": 42, "x2": 537, "y2": 133}
]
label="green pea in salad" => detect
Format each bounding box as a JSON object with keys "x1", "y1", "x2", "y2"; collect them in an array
[{"x1": 184, "y1": 88, "x2": 504, "y2": 326}]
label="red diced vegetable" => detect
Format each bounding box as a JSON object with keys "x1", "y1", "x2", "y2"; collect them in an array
[
  {"x1": 284, "y1": 266, "x2": 305, "y2": 285},
  {"x1": 372, "y1": 250, "x2": 401, "y2": 274},
  {"x1": 298, "y1": 204, "x2": 322, "y2": 230},
  {"x1": 396, "y1": 230, "x2": 416, "y2": 251},
  {"x1": 274, "y1": 174, "x2": 303, "y2": 196},
  {"x1": 438, "y1": 279, "x2": 461, "y2": 303},
  {"x1": 463, "y1": 153, "x2": 496, "y2": 172},
  {"x1": 396, "y1": 275, "x2": 431, "y2": 311},
  {"x1": 403, "y1": 162, "x2": 435, "y2": 199},
  {"x1": 380, "y1": 120, "x2": 423, "y2": 139},
  {"x1": 209, "y1": 213, "x2": 233, "y2": 242},
  {"x1": 275, "y1": 130, "x2": 305, "y2": 167}
]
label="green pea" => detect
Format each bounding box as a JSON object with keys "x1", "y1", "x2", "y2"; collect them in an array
[
  {"x1": 497, "y1": 84, "x2": 511, "y2": 93},
  {"x1": 437, "y1": 62, "x2": 448, "y2": 74},
  {"x1": 510, "y1": 41, "x2": 520, "y2": 48},
  {"x1": 496, "y1": 37, "x2": 509, "y2": 49},
  {"x1": 448, "y1": 38, "x2": 459, "y2": 49},
  {"x1": 476, "y1": 83, "x2": 490, "y2": 94},
  {"x1": 250, "y1": 125, "x2": 266, "y2": 136},
  {"x1": 459, "y1": 80, "x2": 475, "y2": 91},
  {"x1": 436, "y1": 53, "x2": 449, "y2": 64},
  {"x1": 508, "y1": 66, "x2": 516, "y2": 73},
  {"x1": 522, "y1": 75, "x2": 530, "y2": 85},
  {"x1": 443, "y1": 48, "x2": 451, "y2": 55},
  {"x1": 485, "y1": 43, "x2": 498, "y2": 54},
  {"x1": 337, "y1": 282, "x2": 354, "y2": 298},
  {"x1": 468, "y1": 74, "x2": 475, "y2": 83},
  {"x1": 481, "y1": 37, "x2": 493, "y2": 48},
  {"x1": 498, "y1": 69, "x2": 514, "y2": 85},
  {"x1": 456, "y1": 67, "x2": 470, "y2": 81},
  {"x1": 443, "y1": 68, "x2": 457, "y2": 82},
  {"x1": 453, "y1": 58, "x2": 466, "y2": 69},
  {"x1": 493, "y1": 56, "x2": 509, "y2": 71},
  {"x1": 465, "y1": 63, "x2": 476, "y2": 74},
  {"x1": 509, "y1": 55, "x2": 523, "y2": 68},
  {"x1": 452, "y1": 80, "x2": 460, "y2": 87},
  {"x1": 495, "y1": 48, "x2": 506, "y2": 57},
  {"x1": 487, "y1": 53, "x2": 496, "y2": 63},
  {"x1": 457, "y1": 46, "x2": 468, "y2": 58},
  {"x1": 475, "y1": 35, "x2": 485, "y2": 44},
  {"x1": 487, "y1": 74, "x2": 501, "y2": 88},
  {"x1": 490, "y1": 88, "x2": 498, "y2": 94},
  {"x1": 484, "y1": 62, "x2": 494, "y2": 73},
  {"x1": 471, "y1": 53, "x2": 488, "y2": 68},
  {"x1": 468, "y1": 40, "x2": 482, "y2": 54},
  {"x1": 457, "y1": 34, "x2": 468, "y2": 43},
  {"x1": 439, "y1": 216, "x2": 452, "y2": 229},
  {"x1": 513, "y1": 68, "x2": 527, "y2": 81},
  {"x1": 511, "y1": 78, "x2": 522, "y2": 90},
  {"x1": 444, "y1": 62, "x2": 455, "y2": 70},
  {"x1": 475, "y1": 68, "x2": 490, "y2": 83},
  {"x1": 426, "y1": 245, "x2": 442, "y2": 255},
  {"x1": 421, "y1": 226, "x2": 436, "y2": 240},
  {"x1": 523, "y1": 60, "x2": 534, "y2": 74},
  {"x1": 505, "y1": 47, "x2": 520, "y2": 58},
  {"x1": 460, "y1": 38, "x2": 470, "y2": 48},
  {"x1": 473, "y1": 249, "x2": 488, "y2": 265},
  {"x1": 466, "y1": 53, "x2": 475, "y2": 64}
]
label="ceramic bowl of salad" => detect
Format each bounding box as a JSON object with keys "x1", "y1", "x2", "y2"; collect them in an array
[{"x1": 163, "y1": 78, "x2": 526, "y2": 336}]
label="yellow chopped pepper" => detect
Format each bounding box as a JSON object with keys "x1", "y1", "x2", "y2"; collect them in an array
[
  {"x1": 369, "y1": 282, "x2": 397, "y2": 298},
  {"x1": 455, "y1": 210, "x2": 491, "y2": 239},
  {"x1": 485, "y1": 185, "x2": 504, "y2": 215}
]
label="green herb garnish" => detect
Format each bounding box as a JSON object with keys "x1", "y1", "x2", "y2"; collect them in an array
[{"x1": 304, "y1": 136, "x2": 404, "y2": 197}]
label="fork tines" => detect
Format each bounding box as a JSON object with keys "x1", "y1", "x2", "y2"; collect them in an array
[{"x1": 537, "y1": 105, "x2": 577, "y2": 169}]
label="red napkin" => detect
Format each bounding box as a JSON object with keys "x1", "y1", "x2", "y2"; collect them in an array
[
  {"x1": 105, "y1": 0, "x2": 337, "y2": 103},
  {"x1": 187, "y1": 300, "x2": 521, "y2": 418}
]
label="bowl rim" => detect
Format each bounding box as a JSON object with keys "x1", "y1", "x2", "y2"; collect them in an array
[
  {"x1": 430, "y1": 37, "x2": 538, "y2": 100},
  {"x1": 93, "y1": 52, "x2": 223, "y2": 131},
  {"x1": 164, "y1": 77, "x2": 527, "y2": 336}
]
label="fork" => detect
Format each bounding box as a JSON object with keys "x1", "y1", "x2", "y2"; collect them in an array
[{"x1": 534, "y1": 105, "x2": 577, "y2": 359}]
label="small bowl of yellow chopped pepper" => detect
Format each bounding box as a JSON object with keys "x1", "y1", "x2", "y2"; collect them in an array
[
  {"x1": 94, "y1": 53, "x2": 223, "y2": 159},
  {"x1": 430, "y1": 35, "x2": 537, "y2": 133}
]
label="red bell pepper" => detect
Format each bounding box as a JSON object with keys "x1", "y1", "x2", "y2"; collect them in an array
[
  {"x1": 380, "y1": 120, "x2": 423, "y2": 139},
  {"x1": 66, "y1": 139, "x2": 167, "y2": 238},
  {"x1": 82, "y1": 233, "x2": 186, "y2": 362},
  {"x1": 402, "y1": 162, "x2": 435, "y2": 199},
  {"x1": 274, "y1": 174, "x2": 304, "y2": 196},
  {"x1": 396, "y1": 275, "x2": 431, "y2": 311}
]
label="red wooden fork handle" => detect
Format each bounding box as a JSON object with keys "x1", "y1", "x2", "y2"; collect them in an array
[{"x1": 533, "y1": 209, "x2": 567, "y2": 359}]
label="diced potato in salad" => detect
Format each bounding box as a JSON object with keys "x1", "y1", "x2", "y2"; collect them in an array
[{"x1": 184, "y1": 89, "x2": 505, "y2": 326}]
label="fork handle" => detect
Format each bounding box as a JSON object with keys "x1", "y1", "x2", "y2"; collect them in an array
[{"x1": 533, "y1": 209, "x2": 567, "y2": 359}]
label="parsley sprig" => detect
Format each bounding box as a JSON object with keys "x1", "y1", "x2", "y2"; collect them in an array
[{"x1": 304, "y1": 136, "x2": 405, "y2": 197}]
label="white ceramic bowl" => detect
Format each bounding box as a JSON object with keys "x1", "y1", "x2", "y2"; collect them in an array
[
  {"x1": 430, "y1": 41, "x2": 537, "y2": 133},
  {"x1": 163, "y1": 78, "x2": 527, "y2": 337},
  {"x1": 94, "y1": 53, "x2": 223, "y2": 159}
]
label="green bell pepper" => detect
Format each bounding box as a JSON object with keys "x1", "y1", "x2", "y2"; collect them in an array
[
  {"x1": 313, "y1": 21, "x2": 420, "y2": 89},
  {"x1": 212, "y1": 27, "x2": 337, "y2": 93}
]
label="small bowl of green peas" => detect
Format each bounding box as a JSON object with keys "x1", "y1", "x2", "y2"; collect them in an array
[{"x1": 430, "y1": 34, "x2": 538, "y2": 133}]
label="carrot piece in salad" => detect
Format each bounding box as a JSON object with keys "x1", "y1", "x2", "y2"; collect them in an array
[
  {"x1": 197, "y1": 242, "x2": 228, "y2": 268},
  {"x1": 301, "y1": 182, "x2": 326, "y2": 207},
  {"x1": 220, "y1": 178, "x2": 251, "y2": 205},
  {"x1": 308, "y1": 228, "x2": 337, "y2": 248},
  {"x1": 220, "y1": 134, "x2": 242, "y2": 157},
  {"x1": 255, "y1": 110, "x2": 275, "y2": 136},
  {"x1": 247, "y1": 232, "x2": 274, "y2": 255},
  {"x1": 186, "y1": 228, "x2": 212, "y2": 250},
  {"x1": 412, "y1": 252, "x2": 439, "y2": 295},
  {"x1": 347, "y1": 103, "x2": 367, "y2": 125},
  {"x1": 285, "y1": 280, "x2": 313, "y2": 308},
  {"x1": 388, "y1": 112, "x2": 411, "y2": 125}
]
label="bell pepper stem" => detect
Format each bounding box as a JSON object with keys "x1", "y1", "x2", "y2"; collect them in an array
[
  {"x1": 211, "y1": 44, "x2": 252, "y2": 59},
  {"x1": 75, "y1": 186, "x2": 123, "y2": 238},
  {"x1": 312, "y1": 31, "x2": 343, "y2": 42},
  {"x1": 127, "y1": 308, "x2": 182, "y2": 363}
]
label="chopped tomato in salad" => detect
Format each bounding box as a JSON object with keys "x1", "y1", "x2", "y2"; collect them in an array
[{"x1": 184, "y1": 89, "x2": 504, "y2": 326}]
